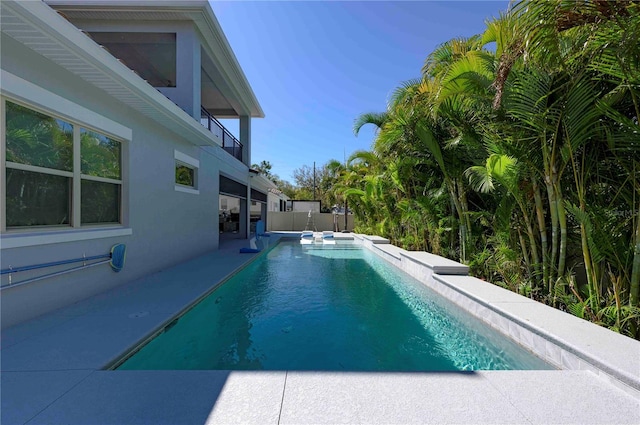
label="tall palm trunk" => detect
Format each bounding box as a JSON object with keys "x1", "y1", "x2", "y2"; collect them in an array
[
  {"x1": 546, "y1": 179, "x2": 567, "y2": 305},
  {"x1": 517, "y1": 227, "x2": 533, "y2": 290},
  {"x1": 523, "y1": 206, "x2": 541, "y2": 281},
  {"x1": 541, "y1": 129, "x2": 560, "y2": 298},
  {"x1": 533, "y1": 180, "x2": 549, "y2": 290},
  {"x1": 515, "y1": 197, "x2": 540, "y2": 284},
  {"x1": 447, "y1": 179, "x2": 467, "y2": 263},
  {"x1": 575, "y1": 184, "x2": 599, "y2": 311},
  {"x1": 579, "y1": 219, "x2": 598, "y2": 309},
  {"x1": 545, "y1": 176, "x2": 559, "y2": 296},
  {"x1": 459, "y1": 180, "x2": 472, "y2": 261},
  {"x1": 568, "y1": 146, "x2": 599, "y2": 311},
  {"x1": 556, "y1": 185, "x2": 568, "y2": 283}
]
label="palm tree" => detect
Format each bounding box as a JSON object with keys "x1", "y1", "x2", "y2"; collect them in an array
[{"x1": 345, "y1": 0, "x2": 640, "y2": 337}]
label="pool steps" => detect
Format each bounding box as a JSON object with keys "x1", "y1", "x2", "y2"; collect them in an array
[{"x1": 300, "y1": 231, "x2": 353, "y2": 244}]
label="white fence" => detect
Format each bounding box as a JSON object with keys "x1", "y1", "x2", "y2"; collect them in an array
[{"x1": 267, "y1": 212, "x2": 356, "y2": 232}]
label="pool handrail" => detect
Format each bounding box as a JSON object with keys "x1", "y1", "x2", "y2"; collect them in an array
[{"x1": 1, "y1": 244, "x2": 126, "y2": 288}]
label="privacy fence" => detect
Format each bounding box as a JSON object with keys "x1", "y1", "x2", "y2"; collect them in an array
[{"x1": 267, "y1": 212, "x2": 355, "y2": 232}]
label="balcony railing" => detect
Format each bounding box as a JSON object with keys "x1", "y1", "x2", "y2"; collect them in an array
[{"x1": 200, "y1": 107, "x2": 243, "y2": 162}]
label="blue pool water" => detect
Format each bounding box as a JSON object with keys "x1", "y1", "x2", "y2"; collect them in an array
[{"x1": 117, "y1": 241, "x2": 552, "y2": 371}]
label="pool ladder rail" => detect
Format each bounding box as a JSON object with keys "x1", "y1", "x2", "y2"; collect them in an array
[{"x1": 0, "y1": 244, "x2": 126, "y2": 290}]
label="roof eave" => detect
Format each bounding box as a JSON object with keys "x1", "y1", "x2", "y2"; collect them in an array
[
  {"x1": 1, "y1": 0, "x2": 234, "y2": 149},
  {"x1": 200, "y1": 1, "x2": 264, "y2": 118},
  {"x1": 45, "y1": 0, "x2": 265, "y2": 118}
]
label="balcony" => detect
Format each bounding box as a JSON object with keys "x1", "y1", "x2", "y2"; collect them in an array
[{"x1": 200, "y1": 107, "x2": 243, "y2": 162}]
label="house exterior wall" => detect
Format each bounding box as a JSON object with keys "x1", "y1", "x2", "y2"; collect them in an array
[{"x1": 0, "y1": 31, "x2": 239, "y2": 328}]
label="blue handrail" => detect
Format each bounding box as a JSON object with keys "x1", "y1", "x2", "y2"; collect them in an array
[
  {"x1": 1, "y1": 254, "x2": 108, "y2": 275},
  {"x1": 1, "y1": 244, "x2": 127, "y2": 277}
]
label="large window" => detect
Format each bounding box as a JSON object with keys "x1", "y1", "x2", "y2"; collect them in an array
[{"x1": 4, "y1": 101, "x2": 122, "y2": 229}]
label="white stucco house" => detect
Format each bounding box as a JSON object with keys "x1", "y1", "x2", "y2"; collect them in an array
[{"x1": 0, "y1": 0, "x2": 268, "y2": 327}]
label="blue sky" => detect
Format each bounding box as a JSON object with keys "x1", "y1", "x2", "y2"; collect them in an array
[{"x1": 212, "y1": 1, "x2": 510, "y2": 183}]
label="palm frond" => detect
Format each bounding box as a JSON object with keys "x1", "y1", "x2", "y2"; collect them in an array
[{"x1": 353, "y1": 112, "x2": 389, "y2": 136}]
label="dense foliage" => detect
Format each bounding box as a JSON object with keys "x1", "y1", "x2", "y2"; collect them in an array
[
  {"x1": 333, "y1": 0, "x2": 640, "y2": 338},
  {"x1": 253, "y1": 160, "x2": 344, "y2": 211}
]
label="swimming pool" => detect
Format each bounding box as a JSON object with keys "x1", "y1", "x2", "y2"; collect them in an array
[{"x1": 116, "y1": 240, "x2": 551, "y2": 371}]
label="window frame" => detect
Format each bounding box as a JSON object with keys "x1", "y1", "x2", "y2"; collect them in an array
[
  {"x1": 1, "y1": 72, "x2": 131, "y2": 240},
  {"x1": 4, "y1": 102, "x2": 74, "y2": 228},
  {"x1": 174, "y1": 150, "x2": 199, "y2": 195},
  {"x1": 3, "y1": 99, "x2": 124, "y2": 229},
  {"x1": 79, "y1": 127, "x2": 123, "y2": 225}
]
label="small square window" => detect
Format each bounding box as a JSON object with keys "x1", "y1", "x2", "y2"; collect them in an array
[
  {"x1": 174, "y1": 150, "x2": 199, "y2": 195},
  {"x1": 175, "y1": 164, "x2": 195, "y2": 187}
]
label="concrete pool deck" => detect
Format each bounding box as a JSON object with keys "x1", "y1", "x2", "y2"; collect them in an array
[{"x1": 2, "y1": 234, "x2": 639, "y2": 424}]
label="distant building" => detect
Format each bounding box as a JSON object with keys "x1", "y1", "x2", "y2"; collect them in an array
[
  {"x1": 246, "y1": 172, "x2": 289, "y2": 233},
  {"x1": 289, "y1": 200, "x2": 322, "y2": 213}
]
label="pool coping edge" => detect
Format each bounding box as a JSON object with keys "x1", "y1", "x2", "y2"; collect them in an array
[{"x1": 359, "y1": 235, "x2": 640, "y2": 399}]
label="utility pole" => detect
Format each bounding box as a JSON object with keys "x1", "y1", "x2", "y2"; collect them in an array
[
  {"x1": 313, "y1": 161, "x2": 316, "y2": 200},
  {"x1": 344, "y1": 150, "x2": 348, "y2": 231}
]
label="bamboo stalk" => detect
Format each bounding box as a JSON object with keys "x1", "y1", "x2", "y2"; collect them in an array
[
  {"x1": 556, "y1": 185, "x2": 568, "y2": 280},
  {"x1": 546, "y1": 178, "x2": 559, "y2": 297},
  {"x1": 533, "y1": 180, "x2": 549, "y2": 289},
  {"x1": 516, "y1": 197, "x2": 540, "y2": 288},
  {"x1": 517, "y1": 227, "x2": 533, "y2": 293},
  {"x1": 447, "y1": 179, "x2": 467, "y2": 263},
  {"x1": 580, "y1": 221, "x2": 597, "y2": 310},
  {"x1": 460, "y1": 181, "x2": 472, "y2": 262}
]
